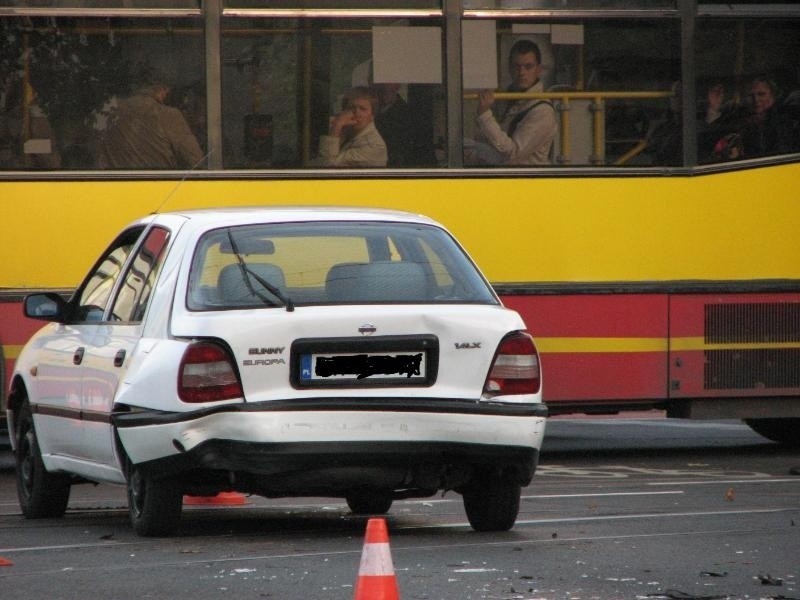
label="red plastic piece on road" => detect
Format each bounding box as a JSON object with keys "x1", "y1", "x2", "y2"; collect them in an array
[{"x1": 183, "y1": 492, "x2": 247, "y2": 505}]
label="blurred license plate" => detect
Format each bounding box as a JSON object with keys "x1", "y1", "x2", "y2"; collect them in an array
[{"x1": 300, "y1": 352, "x2": 426, "y2": 381}]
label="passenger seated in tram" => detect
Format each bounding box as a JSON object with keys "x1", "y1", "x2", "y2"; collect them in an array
[
  {"x1": 737, "y1": 75, "x2": 796, "y2": 158},
  {"x1": 96, "y1": 63, "x2": 204, "y2": 170},
  {"x1": 316, "y1": 86, "x2": 388, "y2": 168},
  {"x1": 700, "y1": 75, "x2": 800, "y2": 162},
  {"x1": 651, "y1": 79, "x2": 742, "y2": 165}
]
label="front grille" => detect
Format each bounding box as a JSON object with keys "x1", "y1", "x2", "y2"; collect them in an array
[{"x1": 704, "y1": 303, "x2": 800, "y2": 390}]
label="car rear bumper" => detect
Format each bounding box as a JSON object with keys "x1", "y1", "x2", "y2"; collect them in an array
[{"x1": 114, "y1": 399, "x2": 546, "y2": 492}]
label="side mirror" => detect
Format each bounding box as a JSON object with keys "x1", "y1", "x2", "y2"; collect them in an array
[{"x1": 24, "y1": 293, "x2": 67, "y2": 322}]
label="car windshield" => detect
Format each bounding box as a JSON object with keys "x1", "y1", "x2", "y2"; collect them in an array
[{"x1": 186, "y1": 221, "x2": 497, "y2": 310}]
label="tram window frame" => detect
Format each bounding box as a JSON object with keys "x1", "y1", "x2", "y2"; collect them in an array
[{"x1": 218, "y1": 14, "x2": 446, "y2": 169}]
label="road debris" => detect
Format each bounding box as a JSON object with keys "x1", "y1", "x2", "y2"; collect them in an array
[
  {"x1": 758, "y1": 574, "x2": 784, "y2": 586},
  {"x1": 644, "y1": 589, "x2": 727, "y2": 599}
]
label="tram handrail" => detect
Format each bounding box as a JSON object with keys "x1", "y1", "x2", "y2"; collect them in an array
[{"x1": 464, "y1": 91, "x2": 673, "y2": 101}]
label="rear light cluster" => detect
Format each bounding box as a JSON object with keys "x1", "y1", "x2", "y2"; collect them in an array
[
  {"x1": 483, "y1": 331, "x2": 541, "y2": 397},
  {"x1": 178, "y1": 342, "x2": 243, "y2": 403}
]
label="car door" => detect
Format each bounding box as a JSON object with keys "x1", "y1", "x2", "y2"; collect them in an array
[
  {"x1": 79, "y1": 226, "x2": 171, "y2": 469},
  {"x1": 31, "y1": 226, "x2": 146, "y2": 467}
]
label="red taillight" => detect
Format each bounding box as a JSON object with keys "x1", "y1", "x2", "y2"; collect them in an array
[
  {"x1": 483, "y1": 332, "x2": 541, "y2": 397},
  {"x1": 178, "y1": 342, "x2": 243, "y2": 403}
]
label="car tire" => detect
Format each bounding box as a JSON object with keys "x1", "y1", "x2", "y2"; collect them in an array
[
  {"x1": 126, "y1": 461, "x2": 183, "y2": 537},
  {"x1": 14, "y1": 400, "x2": 71, "y2": 518},
  {"x1": 346, "y1": 490, "x2": 393, "y2": 515},
  {"x1": 462, "y1": 475, "x2": 521, "y2": 532}
]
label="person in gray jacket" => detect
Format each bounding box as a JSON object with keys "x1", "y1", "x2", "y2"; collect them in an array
[
  {"x1": 473, "y1": 40, "x2": 557, "y2": 166},
  {"x1": 97, "y1": 65, "x2": 204, "y2": 170}
]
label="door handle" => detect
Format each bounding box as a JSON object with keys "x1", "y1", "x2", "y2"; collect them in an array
[
  {"x1": 73, "y1": 347, "x2": 85, "y2": 365},
  {"x1": 114, "y1": 349, "x2": 126, "y2": 367}
]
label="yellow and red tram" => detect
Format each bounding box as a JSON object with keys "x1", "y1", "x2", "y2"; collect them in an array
[{"x1": 2, "y1": 1, "x2": 799, "y2": 442}]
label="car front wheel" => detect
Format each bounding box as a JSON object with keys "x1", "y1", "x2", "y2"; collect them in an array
[
  {"x1": 126, "y1": 461, "x2": 183, "y2": 537},
  {"x1": 462, "y1": 473, "x2": 521, "y2": 532},
  {"x1": 14, "y1": 400, "x2": 71, "y2": 518}
]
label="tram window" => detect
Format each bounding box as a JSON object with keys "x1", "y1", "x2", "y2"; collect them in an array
[
  {"x1": 0, "y1": 16, "x2": 204, "y2": 171},
  {"x1": 698, "y1": 0, "x2": 797, "y2": 3},
  {"x1": 225, "y1": 1, "x2": 439, "y2": 6},
  {"x1": 463, "y1": 1, "x2": 675, "y2": 7},
  {"x1": 220, "y1": 17, "x2": 445, "y2": 169},
  {"x1": 0, "y1": 1, "x2": 198, "y2": 6},
  {"x1": 462, "y1": 19, "x2": 679, "y2": 167},
  {"x1": 696, "y1": 17, "x2": 800, "y2": 164}
]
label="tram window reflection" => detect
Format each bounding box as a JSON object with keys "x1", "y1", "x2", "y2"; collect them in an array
[{"x1": 0, "y1": 16, "x2": 205, "y2": 171}]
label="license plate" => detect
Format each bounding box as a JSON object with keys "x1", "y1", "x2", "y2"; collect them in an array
[
  {"x1": 291, "y1": 335, "x2": 438, "y2": 388},
  {"x1": 300, "y1": 352, "x2": 426, "y2": 381}
]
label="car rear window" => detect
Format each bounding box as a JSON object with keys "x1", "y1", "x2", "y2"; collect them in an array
[{"x1": 186, "y1": 221, "x2": 497, "y2": 309}]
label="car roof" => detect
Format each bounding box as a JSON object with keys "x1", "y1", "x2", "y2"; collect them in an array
[{"x1": 153, "y1": 206, "x2": 442, "y2": 229}]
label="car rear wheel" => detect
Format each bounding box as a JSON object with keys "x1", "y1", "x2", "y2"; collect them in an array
[
  {"x1": 346, "y1": 490, "x2": 394, "y2": 515},
  {"x1": 126, "y1": 461, "x2": 183, "y2": 536},
  {"x1": 462, "y1": 473, "x2": 521, "y2": 532},
  {"x1": 14, "y1": 400, "x2": 71, "y2": 518}
]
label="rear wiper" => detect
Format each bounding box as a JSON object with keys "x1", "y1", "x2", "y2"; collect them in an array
[{"x1": 226, "y1": 231, "x2": 295, "y2": 312}]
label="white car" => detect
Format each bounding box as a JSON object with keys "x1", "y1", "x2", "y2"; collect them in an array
[{"x1": 6, "y1": 207, "x2": 546, "y2": 536}]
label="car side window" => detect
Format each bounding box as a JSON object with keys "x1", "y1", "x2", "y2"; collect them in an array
[
  {"x1": 74, "y1": 226, "x2": 146, "y2": 322},
  {"x1": 110, "y1": 227, "x2": 170, "y2": 323}
]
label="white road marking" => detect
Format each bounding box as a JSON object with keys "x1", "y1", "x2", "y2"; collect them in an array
[
  {"x1": 537, "y1": 464, "x2": 772, "y2": 478},
  {"x1": 523, "y1": 491, "x2": 684, "y2": 499},
  {"x1": 648, "y1": 477, "x2": 800, "y2": 486}
]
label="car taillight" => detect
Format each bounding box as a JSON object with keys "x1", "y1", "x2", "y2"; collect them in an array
[
  {"x1": 483, "y1": 331, "x2": 541, "y2": 397},
  {"x1": 178, "y1": 342, "x2": 243, "y2": 403}
]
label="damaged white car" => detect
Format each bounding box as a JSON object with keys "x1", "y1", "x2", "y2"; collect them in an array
[{"x1": 7, "y1": 207, "x2": 546, "y2": 536}]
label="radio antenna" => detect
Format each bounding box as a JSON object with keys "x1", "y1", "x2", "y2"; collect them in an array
[{"x1": 151, "y1": 150, "x2": 212, "y2": 215}]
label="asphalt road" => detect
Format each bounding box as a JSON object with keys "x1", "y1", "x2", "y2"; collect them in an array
[{"x1": 1, "y1": 415, "x2": 799, "y2": 600}]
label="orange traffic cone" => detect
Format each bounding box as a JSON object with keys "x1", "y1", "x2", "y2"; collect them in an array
[
  {"x1": 183, "y1": 491, "x2": 247, "y2": 506},
  {"x1": 353, "y1": 518, "x2": 400, "y2": 600}
]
